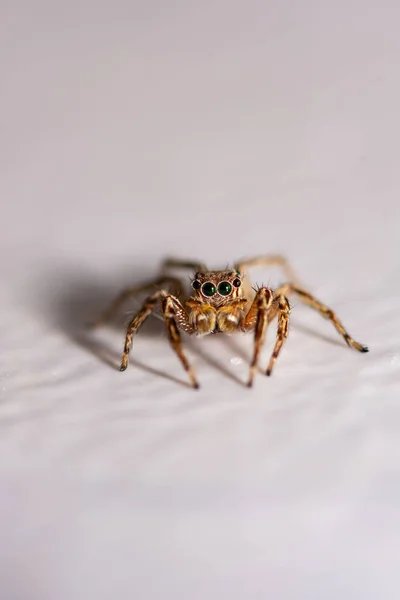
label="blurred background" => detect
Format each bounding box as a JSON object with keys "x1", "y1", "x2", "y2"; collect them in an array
[{"x1": 1, "y1": 1, "x2": 400, "y2": 599}]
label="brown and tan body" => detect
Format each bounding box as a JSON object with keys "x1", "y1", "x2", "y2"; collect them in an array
[
  {"x1": 185, "y1": 269, "x2": 247, "y2": 335},
  {"x1": 94, "y1": 255, "x2": 368, "y2": 388}
]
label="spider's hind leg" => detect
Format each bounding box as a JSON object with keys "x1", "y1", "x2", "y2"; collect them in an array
[
  {"x1": 162, "y1": 258, "x2": 208, "y2": 275},
  {"x1": 275, "y1": 284, "x2": 369, "y2": 353},
  {"x1": 91, "y1": 276, "x2": 184, "y2": 327},
  {"x1": 235, "y1": 254, "x2": 298, "y2": 278}
]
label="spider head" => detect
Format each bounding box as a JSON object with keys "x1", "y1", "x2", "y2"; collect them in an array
[{"x1": 191, "y1": 269, "x2": 243, "y2": 305}]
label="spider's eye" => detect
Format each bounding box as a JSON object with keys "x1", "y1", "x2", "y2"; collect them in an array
[
  {"x1": 232, "y1": 278, "x2": 241, "y2": 288},
  {"x1": 218, "y1": 281, "x2": 232, "y2": 296},
  {"x1": 202, "y1": 282, "x2": 216, "y2": 297},
  {"x1": 192, "y1": 280, "x2": 201, "y2": 290}
]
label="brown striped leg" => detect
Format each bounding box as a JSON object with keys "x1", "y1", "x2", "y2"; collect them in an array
[
  {"x1": 276, "y1": 284, "x2": 369, "y2": 353},
  {"x1": 92, "y1": 276, "x2": 184, "y2": 327},
  {"x1": 120, "y1": 290, "x2": 164, "y2": 371},
  {"x1": 266, "y1": 295, "x2": 291, "y2": 376},
  {"x1": 243, "y1": 287, "x2": 274, "y2": 387},
  {"x1": 162, "y1": 296, "x2": 199, "y2": 389}
]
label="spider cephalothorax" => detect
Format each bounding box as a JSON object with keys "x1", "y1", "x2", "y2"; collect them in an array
[
  {"x1": 94, "y1": 255, "x2": 368, "y2": 389},
  {"x1": 187, "y1": 270, "x2": 246, "y2": 336},
  {"x1": 191, "y1": 270, "x2": 243, "y2": 305}
]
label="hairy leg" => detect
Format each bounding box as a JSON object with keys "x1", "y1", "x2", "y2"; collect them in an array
[
  {"x1": 235, "y1": 254, "x2": 297, "y2": 278},
  {"x1": 92, "y1": 276, "x2": 184, "y2": 327},
  {"x1": 120, "y1": 289, "x2": 165, "y2": 371},
  {"x1": 274, "y1": 283, "x2": 368, "y2": 353},
  {"x1": 120, "y1": 290, "x2": 198, "y2": 387},
  {"x1": 162, "y1": 295, "x2": 199, "y2": 388},
  {"x1": 265, "y1": 294, "x2": 291, "y2": 376},
  {"x1": 243, "y1": 287, "x2": 274, "y2": 387}
]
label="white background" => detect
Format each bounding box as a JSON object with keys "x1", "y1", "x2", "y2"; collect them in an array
[{"x1": 1, "y1": 1, "x2": 400, "y2": 598}]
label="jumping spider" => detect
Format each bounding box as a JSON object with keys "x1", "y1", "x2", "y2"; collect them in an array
[{"x1": 94, "y1": 255, "x2": 368, "y2": 388}]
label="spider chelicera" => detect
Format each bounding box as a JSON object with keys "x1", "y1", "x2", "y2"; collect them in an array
[{"x1": 94, "y1": 255, "x2": 368, "y2": 388}]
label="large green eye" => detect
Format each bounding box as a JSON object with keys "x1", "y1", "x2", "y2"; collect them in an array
[
  {"x1": 218, "y1": 281, "x2": 232, "y2": 296},
  {"x1": 202, "y1": 282, "x2": 216, "y2": 297}
]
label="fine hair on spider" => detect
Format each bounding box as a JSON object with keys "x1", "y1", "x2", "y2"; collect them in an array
[{"x1": 93, "y1": 255, "x2": 369, "y2": 389}]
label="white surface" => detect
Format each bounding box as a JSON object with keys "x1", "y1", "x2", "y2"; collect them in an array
[{"x1": 1, "y1": 1, "x2": 400, "y2": 599}]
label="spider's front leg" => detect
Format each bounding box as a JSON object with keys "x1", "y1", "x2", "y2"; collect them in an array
[
  {"x1": 162, "y1": 295, "x2": 199, "y2": 389},
  {"x1": 243, "y1": 287, "x2": 274, "y2": 387},
  {"x1": 120, "y1": 289, "x2": 165, "y2": 371},
  {"x1": 243, "y1": 288, "x2": 291, "y2": 386},
  {"x1": 120, "y1": 291, "x2": 199, "y2": 388},
  {"x1": 265, "y1": 294, "x2": 291, "y2": 376}
]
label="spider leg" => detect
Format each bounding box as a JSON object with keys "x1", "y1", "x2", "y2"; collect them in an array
[
  {"x1": 120, "y1": 290, "x2": 198, "y2": 389},
  {"x1": 235, "y1": 254, "x2": 300, "y2": 300},
  {"x1": 91, "y1": 276, "x2": 184, "y2": 327},
  {"x1": 162, "y1": 257, "x2": 208, "y2": 274},
  {"x1": 162, "y1": 295, "x2": 199, "y2": 389},
  {"x1": 265, "y1": 294, "x2": 291, "y2": 376},
  {"x1": 243, "y1": 287, "x2": 274, "y2": 387},
  {"x1": 120, "y1": 289, "x2": 165, "y2": 371},
  {"x1": 274, "y1": 284, "x2": 369, "y2": 353}
]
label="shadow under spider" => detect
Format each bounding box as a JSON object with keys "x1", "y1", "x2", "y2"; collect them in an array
[
  {"x1": 292, "y1": 322, "x2": 346, "y2": 348},
  {"x1": 28, "y1": 264, "x2": 349, "y2": 389},
  {"x1": 27, "y1": 265, "x2": 165, "y2": 360},
  {"x1": 186, "y1": 337, "x2": 247, "y2": 387},
  {"x1": 59, "y1": 325, "x2": 195, "y2": 389},
  {"x1": 29, "y1": 264, "x2": 248, "y2": 388}
]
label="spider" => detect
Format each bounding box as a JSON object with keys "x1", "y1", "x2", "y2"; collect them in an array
[{"x1": 93, "y1": 255, "x2": 368, "y2": 388}]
